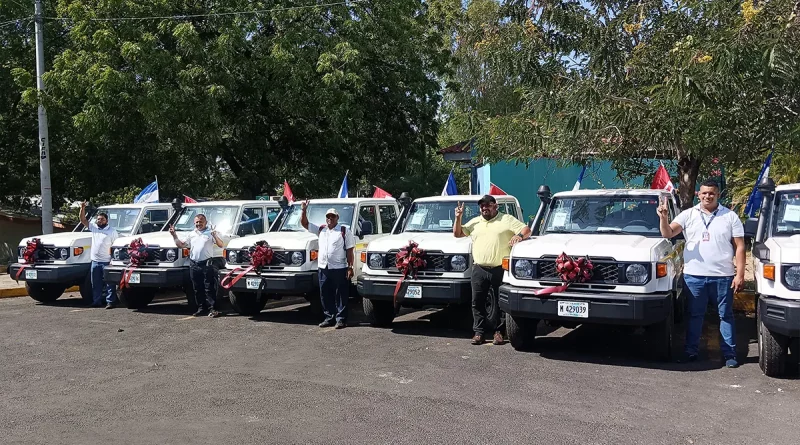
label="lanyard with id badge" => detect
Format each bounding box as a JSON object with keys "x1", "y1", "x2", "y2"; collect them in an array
[{"x1": 699, "y1": 209, "x2": 719, "y2": 242}]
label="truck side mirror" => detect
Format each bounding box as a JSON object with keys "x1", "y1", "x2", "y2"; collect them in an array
[
  {"x1": 753, "y1": 241, "x2": 770, "y2": 262},
  {"x1": 360, "y1": 220, "x2": 374, "y2": 237},
  {"x1": 744, "y1": 217, "x2": 758, "y2": 241}
]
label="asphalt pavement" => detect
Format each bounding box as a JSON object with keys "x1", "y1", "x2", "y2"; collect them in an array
[{"x1": 1, "y1": 293, "x2": 798, "y2": 445}]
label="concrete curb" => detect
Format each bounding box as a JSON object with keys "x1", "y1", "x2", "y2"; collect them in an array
[{"x1": 0, "y1": 285, "x2": 79, "y2": 300}]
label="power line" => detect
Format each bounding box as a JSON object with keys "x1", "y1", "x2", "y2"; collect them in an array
[
  {"x1": 42, "y1": 1, "x2": 353, "y2": 23},
  {"x1": 0, "y1": 16, "x2": 32, "y2": 28}
]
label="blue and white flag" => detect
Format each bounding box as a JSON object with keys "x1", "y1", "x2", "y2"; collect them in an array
[
  {"x1": 134, "y1": 179, "x2": 159, "y2": 203},
  {"x1": 744, "y1": 151, "x2": 773, "y2": 217},
  {"x1": 441, "y1": 169, "x2": 458, "y2": 196},
  {"x1": 337, "y1": 172, "x2": 349, "y2": 198},
  {"x1": 572, "y1": 165, "x2": 587, "y2": 191}
]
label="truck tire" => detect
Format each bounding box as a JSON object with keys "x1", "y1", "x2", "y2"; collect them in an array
[
  {"x1": 759, "y1": 311, "x2": 788, "y2": 377},
  {"x1": 26, "y1": 282, "x2": 65, "y2": 303},
  {"x1": 363, "y1": 298, "x2": 395, "y2": 327},
  {"x1": 229, "y1": 291, "x2": 267, "y2": 316},
  {"x1": 118, "y1": 288, "x2": 155, "y2": 309},
  {"x1": 79, "y1": 272, "x2": 93, "y2": 304},
  {"x1": 506, "y1": 314, "x2": 537, "y2": 351},
  {"x1": 486, "y1": 286, "x2": 501, "y2": 329},
  {"x1": 646, "y1": 297, "x2": 674, "y2": 361}
]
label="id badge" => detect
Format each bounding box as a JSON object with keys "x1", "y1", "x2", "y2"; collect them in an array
[{"x1": 702, "y1": 231, "x2": 710, "y2": 242}]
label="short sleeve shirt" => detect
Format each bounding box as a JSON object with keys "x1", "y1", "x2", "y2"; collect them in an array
[
  {"x1": 463, "y1": 213, "x2": 528, "y2": 267},
  {"x1": 308, "y1": 223, "x2": 356, "y2": 269},
  {"x1": 89, "y1": 222, "x2": 118, "y2": 262},
  {"x1": 181, "y1": 229, "x2": 216, "y2": 262},
  {"x1": 672, "y1": 204, "x2": 744, "y2": 277}
]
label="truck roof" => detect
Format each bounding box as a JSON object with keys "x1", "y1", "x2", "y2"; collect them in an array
[
  {"x1": 98, "y1": 203, "x2": 173, "y2": 209},
  {"x1": 776, "y1": 183, "x2": 800, "y2": 192},
  {"x1": 183, "y1": 200, "x2": 280, "y2": 207},
  {"x1": 414, "y1": 194, "x2": 518, "y2": 203},
  {"x1": 299, "y1": 198, "x2": 396, "y2": 205},
  {"x1": 553, "y1": 189, "x2": 672, "y2": 198}
]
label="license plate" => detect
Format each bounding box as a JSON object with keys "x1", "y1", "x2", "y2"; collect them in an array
[
  {"x1": 128, "y1": 273, "x2": 141, "y2": 284},
  {"x1": 405, "y1": 285, "x2": 422, "y2": 299},
  {"x1": 246, "y1": 278, "x2": 262, "y2": 290},
  {"x1": 557, "y1": 301, "x2": 588, "y2": 318},
  {"x1": 25, "y1": 269, "x2": 37, "y2": 280}
]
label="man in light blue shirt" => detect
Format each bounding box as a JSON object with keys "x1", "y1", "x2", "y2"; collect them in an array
[
  {"x1": 171, "y1": 214, "x2": 224, "y2": 317},
  {"x1": 80, "y1": 201, "x2": 119, "y2": 308}
]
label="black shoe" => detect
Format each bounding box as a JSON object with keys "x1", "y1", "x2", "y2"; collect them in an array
[
  {"x1": 105, "y1": 303, "x2": 115, "y2": 310},
  {"x1": 208, "y1": 310, "x2": 221, "y2": 318},
  {"x1": 676, "y1": 354, "x2": 698, "y2": 364},
  {"x1": 193, "y1": 308, "x2": 207, "y2": 317},
  {"x1": 335, "y1": 321, "x2": 346, "y2": 329},
  {"x1": 319, "y1": 319, "x2": 335, "y2": 328}
]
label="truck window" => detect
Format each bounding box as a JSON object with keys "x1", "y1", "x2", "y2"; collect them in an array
[
  {"x1": 359, "y1": 205, "x2": 378, "y2": 234},
  {"x1": 140, "y1": 209, "x2": 169, "y2": 234},
  {"x1": 378, "y1": 205, "x2": 398, "y2": 234},
  {"x1": 267, "y1": 208, "x2": 279, "y2": 225},
  {"x1": 543, "y1": 196, "x2": 662, "y2": 237},
  {"x1": 771, "y1": 191, "x2": 800, "y2": 236},
  {"x1": 239, "y1": 207, "x2": 265, "y2": 236},
  {"x1": 405, "y1": 201, "x2": 480, "y2": 232}
]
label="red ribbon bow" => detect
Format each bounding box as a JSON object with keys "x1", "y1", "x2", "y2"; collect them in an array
[
  {"x1": 14, "y1": 238, "x2": 43, "y2": 282},
  {"x1": 120, "y1": 238, "x2": 150, "y2": 289},
  {"x1": 534, "y1": 252, "x2": 594, "y2": 296},
  {"x1": 392, "y1": 241, "x2": 426, "y2": 306},
  {"x1": 220, "y1": 241, "x2": 275, "y2": 290}
]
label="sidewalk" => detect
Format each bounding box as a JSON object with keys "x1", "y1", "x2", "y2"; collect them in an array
[{"x1": 0, "y1": 270, "x2": 79, "y2": 299}]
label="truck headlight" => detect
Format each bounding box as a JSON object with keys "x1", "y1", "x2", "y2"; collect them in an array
[
  {"x1": 58, "y1": 248, "x2": 69, "y2": 260},
  {"x1": 514, "y1": 259, "x2": 533, "y2": 278},
  {"x1": 368, "y1": 253, "x2": 383, "y2": 269},
  {"x1": 785, "y1": 266, "x2": 800, "y2": 290},
  {"x1": 291, "y1": 251, "x2": 304, "y2": 265},
  {"x1": 450, "y1": 255, "x2": 467, "y2": 272},
  {"x1": 625, "y1": 264, "x2": 649, "y2": 284},
  {"x1": 113, "y1": 248, "x2": 121, "y2": 260},
  {"x1": 227, "y1": 250, "x2": 239, "y2": 264},
  {"x1": 165, "y1": 249, "x2": 177, "y2": 262}
]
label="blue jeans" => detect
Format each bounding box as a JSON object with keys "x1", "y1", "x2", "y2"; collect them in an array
[
  {"x1": 91, "y1": 261, "x2": 116, "y2": 305},
  {"x1": 319, "y1": 267, "x2": 349, "y2": 322},
  {"x1": 683, "y1": 274, "x2": 736, "y2": 359}
]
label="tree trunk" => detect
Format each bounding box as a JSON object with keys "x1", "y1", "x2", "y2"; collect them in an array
[{"x1": 676, "y1": 151, "x2": 701, "y2": 210}]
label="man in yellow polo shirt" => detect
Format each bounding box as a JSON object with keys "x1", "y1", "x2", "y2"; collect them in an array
[{"x1": 454, "y1": 195, "x2": 531, "y2": 345}]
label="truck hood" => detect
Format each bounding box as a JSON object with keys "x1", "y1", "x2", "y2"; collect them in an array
[
  {"x1": 19, "y1": 232, "x2": 91, "y2": 247},
  {"x1": 367, "y1": 232, "x2": 472, "y2": 254},
  {"x1": 113, "y1": 231, "x2": 175, "y2": 248},
  {"x1": 514, "y1": 234, "x2": 665, "y2": 261},
  {"x1": 768, "y1": 235, "x2": 800, "y2": 264},
  {"x1": 227, "y1": 231, "x2": 318, "y2": 251}
]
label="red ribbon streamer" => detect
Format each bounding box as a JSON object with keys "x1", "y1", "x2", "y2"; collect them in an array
[
  {"x1": 119, "y1": 238, "x2": 150, "y2": 289},
  {"x1": 15, "y1": 238, "x2": 43, "y2": 282},
  {"x1": 533, "y1": 252, "x2": 594, "y2": 296},
  {"x1": 392, "y1": 241, "x2": 426, "y2": 307},
  {"x1": 221, "y1": 241, "x2": 274, "y2": 290}
]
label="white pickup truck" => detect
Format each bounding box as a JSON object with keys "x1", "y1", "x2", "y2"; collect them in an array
[
  {"x1": 500, "y1": 187, "x2": 684, "y2": 360},
  {"x1": 8, "y1": 203, "x2": 175, "y2": 303},
  {"x1": 358, "y1": 194, "x2": 524, "y2": 326},
  {"x1": 745, "y1": 179, "x2": 800, "y2": 377},
  {"x1": 104, "y1": 200, "x2": 281, "y2": 310},
  {"x1": 221, "y1": 197, "x2": 401, "y2": 315}
]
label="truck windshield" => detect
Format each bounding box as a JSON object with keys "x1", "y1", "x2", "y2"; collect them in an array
[
  {"x1": 280, "y1": 203, "x2": 356, "y2": 232},
  {"x1": 81, "y1": 208, "x2": 141, "y2": 236},
  {"x1": 404, "y1": 201, "x2": 480, "y2": 232},
  {"x1": 173, "y1": 206, "x2": 239, "y2": 234},
  {"x1": 542, "y1": 196, "x2": 662, "y2": 237},
  {"x1": 771, "y1": 191, "x2": 800, "y2": 236}
]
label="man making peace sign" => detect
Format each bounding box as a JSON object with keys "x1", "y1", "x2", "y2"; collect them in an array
[{"x1": 454, "y1": 195, "x2": 531, "y2": 345}]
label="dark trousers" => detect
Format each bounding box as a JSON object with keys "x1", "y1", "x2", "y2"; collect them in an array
[
  {"x1": 190, "y1": 260, "x2": 216, "y2": 311},
  {"x1": 319, "y1": 267, "x2": 349, "y2": 322},
  {"x1": 471, "y1": 264, "x2": 505, "y2": 336}
]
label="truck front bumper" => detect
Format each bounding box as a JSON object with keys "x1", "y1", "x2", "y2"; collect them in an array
[
  {"x1": 104, "y1": 265, "x2": 189, "y2": 288},
  {"x1": 499, "y1": 284, "x2": 672, "y2": 326},
  {"x1": 759, "y1": 295, "x2": 800, "y2": 338},
  {"x1": 8, "y1": 263, "x2": 90, "y2": 285},
  {"x1": 358, "y1": 275, "x2": 472, "y2": 306},
  {"x1": 219, "y1": 270, "x2": 318, "y2": 295}
]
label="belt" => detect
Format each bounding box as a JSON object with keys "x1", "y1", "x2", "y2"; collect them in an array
[
  {"x1": 474, "y1": 264, "x2": 502, "y2": 270},
  {"x1": 190, "y1": 259, "x2": 213, "y2": 266}
]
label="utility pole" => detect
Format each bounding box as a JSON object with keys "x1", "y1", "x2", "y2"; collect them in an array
[{"x1": 34, "y1": 0, "x2": 53, "y2": 234}]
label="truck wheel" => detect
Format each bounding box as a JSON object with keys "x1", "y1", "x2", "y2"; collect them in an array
[
  {"x1": 26, "y1": 282, "x2": 65, "y2": 303},
  {"x1": 118, "y1": 288, "x2": 155, "y2": 310},
  {"x1": 363, "y1": 298, "x2": 395, "y2": 327},
  {"x1": 759, "y1": 311, "x2": 788, "y2": 377},
  {"x1": 506, "y1": 314, "x2": 537, "y2": 351},
  {"x1": 486, "y1": 286, "x2": 501, "y2": 329},
  {"x1": 79, "y1": 272, "x2": 93, "y2": 304},
  {"x1": 229, "y1": 291, "x2": 267, "y2": 316},
  {"x1": 646, "y1": 297, "x2": 674, "y2": 361}
]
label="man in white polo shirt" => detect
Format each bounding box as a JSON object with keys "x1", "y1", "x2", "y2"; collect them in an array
[
  {"x1": 300, "y1": 201, "x2": 355, "y2": 329},
  {"x1": 171, "y1": 214, "x2": 224, "y2": 318},
  {"x1": 658, "y1": 179, "x2": 745, "y2": 368},
  {"x1": 80, "y1": 201, "x2": 119, "y2": 308}
]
